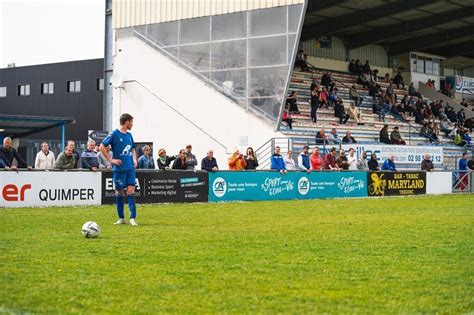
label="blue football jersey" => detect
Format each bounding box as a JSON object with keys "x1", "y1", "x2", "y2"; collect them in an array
[{"x1": 102, "y1": 129, "x2": 135, "y2": 171}]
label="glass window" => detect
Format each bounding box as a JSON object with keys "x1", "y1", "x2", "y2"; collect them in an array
[
  {"x1": 97, "y1": 78, "x2": 104, "y2": 91},
  {"x1": 416, "y1": 56, "x2": 424, "y2": 73},
  {"x1": 0, "y1": 86, "x2": 6, "y2": 97},
  {"x1": 211, "y1": 40, "x2": 246, "y2": 71},
  {"x1": 288, "y1": 34, "x2": 297, "y2": 64},
  {"x1": 211, "y1": 12, "x2": 246, "y2": 41},
  {"x1": 249, "y1": 66, "x2": 288, "y2": 98},
  {"x1": 250, "y1": 36, "x2": 287, "y2": 67},
  {"x1": 180, "y1": 17, "x2": 210, "y2": 44},
  {"x1": 433, "y1": 59, "x2": 440, "y2": 76},
  {"x1": 147, "y1": 21, "x2": 178, "y2": 47},
  {"x1": 179, "y1": 43, "x2": 210, "y2": 72},
  {"x1": 18, "y1": 84, "x2": 30, "y2": 96},
  {"x1": 67, "y1": 80, "x2": 81, "y2": 93},
  {"x1": 425, "y1": 58, "x2": 433, "y2": 75},
  {"x1": 41, "y1": 82, "x2": 54, "y2": 94},
  {"x1": 211, "y1": 69, "x2": 246, "y2": 98},
  {"x1": 250, "y1": 6, "x2": 286, "y2": 37}
]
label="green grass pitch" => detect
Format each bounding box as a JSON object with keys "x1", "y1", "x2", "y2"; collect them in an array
[{"x1": 1, "y1": 194, "x2": 473, "y2": 313}]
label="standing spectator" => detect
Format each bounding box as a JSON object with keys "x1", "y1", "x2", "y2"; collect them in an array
[
  {"x1": 172, "y1": 149, "x2": 188, "y2": 170},
  {"x1": 310, "y1": 147, "x2": 323, "y2": 171},
  {"x1": 244, "y1": 147, "x2": 259, "y2": 170},
  {"x1": 286, "y1": 91, "x2": 300, "y2": 114},
  {"x1": 185, "y1": 144, "x2": 198, "y2": 170},
  {"x1": 81, "y1": 140, "x2": 100, "y2": 171},
  {"x1": 228, "y1": 149, "x2": 247, "y2": 170},
  {"x1": 458, "y1": 152, "x2": 468, "y2": 190},
  {"x1": 336, "y1": 149, "x2": 349, "y2": 170},
  {"x1": 271, "y1": 146, "x2": 287, "y2": 174},
  {"x1": 381, "y1": 155, "x2": 397, "y2": 171},
  {"x1": 334, "y1": 101, "x2": 349, "y2": 125},
  {"x1": 348, "y1": 103, "x2": 363, "y2": 125},
  {"x1": 157, "y1": 149, "x2": 176, "y2": 170},
  {"x1": 467, "y1": 155, "x2": 474, "y2": 171},
  {"x1": 201, "y1": 150, "x2": 218, "y2": 172},
  {"x1": 347, "y1": 148, "x2": 357, "y2": 170},
  {"x1": 0, "y1": 137, "x2": 31, "y2": 170},
  {"x1": 393, "y1": 71, "x2": 405, "y2": 89},
  {"x1": 327, "y1": 128, "x2": 339, "y2": 144},
  {"x1": 54, "y1": 145, "x2": 76, "y2": 170},
  {"x1": 357, "y1": 151, "x2": 369, "y2": 171},
  {"x1": 349, "y1": 85, "x2": 362, "y2": 107},
  {"x1": 34, "y1": 142, "x2": 55, "y2": 170},
  {"x1": 380, "y1": 125, "x2": 391, "y2": 144},
  {"x1": 390, "y1": 126, "x2": 406, "y2": 145},
  {"x1": 421, "y1": 154, "x2": 434, "y2": 172},
  {"x1": 324, "y1": 147, "x2": 340, "y2": 171},
  {"x1": 316, "y1": 128, "x2": 329, "y2": 144},
  {"x1": 284, "y1": 150, "x2": 297, "y2": 171},
  {"x1": 137, "y1": 145, "x2": 155, "y2": 169},
  {"x1": 67, "y1": 140, "x2": 81, "y2": 168},
  {"x1": 297, "y1": 146, "x2": 311, "y2": 173},
  {"x1": 98, "y1": 145, "x2": 113, "y2": 169},
  {"x1": 310, "y1": 85, "x2": 319, "y2": 124},
  {"x1": 368, "y1": 153, "x2": 379, "y2": 171},
  {"x1": 342, "y1": 131, "x2": 357, "y2": 143}
]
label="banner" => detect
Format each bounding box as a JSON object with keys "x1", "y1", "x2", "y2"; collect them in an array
[
  {"x1": 101, "y1": 170, "x2": 208, "y2": 204},
  {"x1": 88, "y1": 130, "x2": 109, "y2": 144},
  {"x1": 453, "y1": 75, "x2": 474, "y2": 93},
  {"x1": 0, "y1": 172, "x2": 102, "y2": 208},
  {"x1": 209, "y1": 171, "x2": 367, "y2": 202},
  {"x1": 315, "y1": 36, "x2": 331, "y2": 49},
  {"x1": 341, "y1": 144, "x2": 443, "y2": 165},
  {"x1": 367, "y1": 171, "x2": 426, "y2": 197}
]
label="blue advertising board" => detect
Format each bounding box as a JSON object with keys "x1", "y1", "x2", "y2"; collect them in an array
[{"x1": 208, "y1": 171, "x2": 367, "y2": 202}]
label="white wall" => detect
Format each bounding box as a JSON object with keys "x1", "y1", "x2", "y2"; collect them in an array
[
  {"x1": 426, "y1": 172, "x2": 452, "y2": 195},
  {"x1": 113, "y1": 37, "x2": 283, "y2": 169}
]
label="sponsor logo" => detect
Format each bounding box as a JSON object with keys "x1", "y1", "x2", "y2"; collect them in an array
[
  {"x1": 455, "y1": 76, "x2": 463, "y2": 91},
  {"x1": 298, "y1": 177, "x2": 309, "y2": 195},
  {"x1": 2, "y1": 184, "x2": 31, "y2": 202},
  {"x1": 212, "y1": 177, "x2": 227, "y2": 198},
  {"x1": 368, "y1": 173, "x2": 387, "y2": 196}
]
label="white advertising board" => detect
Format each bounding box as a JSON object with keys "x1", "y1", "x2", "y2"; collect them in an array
[{"x1": 426, "y1": 172, "x2": 452, "y2": 195}]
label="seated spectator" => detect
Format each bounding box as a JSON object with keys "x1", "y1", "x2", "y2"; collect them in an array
[
  {"x1": 442, "y1": 83, "x2": 452, "y2": 98},
  {"x1": 390, "y1": 126, "x2": 406, "y2": 145},
  {"x1": 393, "y1": 71, "x2": 404, "y2": 89},
  {"x1": 408, "y1": 82, "x2": 422, "y2": 98},
  {"x1": 368, "y1": 82, "x2": 378, "y2": 100},
  {"x1": 320, "y1": 71, "x2": 335, "y2": 91},
  {"x1": 349, "y1": 85, "x2": 363, "y2": 107},
  {"x1": 368, "y1": 153, "x2": 379, "y2": 171},
  {"x1": 334, "y1": 101, "x2": 349, "y2": 125},
  {"x1": 98, "y1": 145, "x2": 113, "y2": 169},
  {"x1": 297, "y1": 146, "x2": 311, "y2": 173},
  {"x1": 354, "y1": 59, "x2": 363, "y2": 74},
  {"x1": 336, "y1": 149, "x2": 349, "y2": 170},
  {"x1": 348, "y1": 59, "x2": 355, "y2": 73},
  {"x1": 357, "y1": 73, "x2": 370, "y2": 89},
  {"x1": 295, "y1": 50, "x2": 309, "y2": 71},
  {"x1": 54, "y1": 145, "x2": 76, "y2": 170},
  {"x1": 318, "y1": 87, "x2": 329, "y2": 109},
  {"x1": 271, "y1": 146, "x2": 287, "y2": 174},
  {"x1": 324, "y1": 147, "x2": 340, "y2": 171},
  {"x1": 461, "y1": 129, "x2": 472, "y2": 144},
  {"x1": 285, "y1": 150, "x2": 297, "y2": 171},
  {"x1": 81, "y1": 140, "x2": 100, "y2": 171},
  {"x1": 286, "y1": 91, "x2": 299, "y2": 114},
  {"x1": 381, "y1": 155, "x2": 397, "y2": 171},
  {"x1": 0, "y1": 137, "x2": 31, "y2": 170},
  {"x1": 185, "y1": 144, "x2": 198, "y2": 170},
  {"x1": 379, "y1": 125, "x2": 391, "y2": 144},
  {"x1": 385, "y1": 82, "x2": 396, "y2": 105},
  {"x1": 67, "y1": 140, "x2": 81, "y2": 168},
  {"x1": 370, "y1": 69, "x2": 379, "y2": 83},
  {"x1": 137, "y1": 145, "x2": 155, "y2": 169},
  {"x1": 244, "y1": 147, "x2": 259, "y2": 170},
  {"x1": 384, "y1": 73, "x2": 390, "y2": 82},
  {"x1": 281, "y1": 106, "x2": 293, "y2": 130},
  {"x1": 347, "y1": 148, "x2": 357, "y2": 170},
  {"x1": 316, "y1": 128, "x2": 329, "y2": 144},
  {"x1": 328, "y1": 88, "x2": 342, "y2": 108},
  {"x1": 421, "y1": 154, "x2": 434, "y2": 172},
  {"x1": 454, "y1": 130, "x2": 466, "y2": 146},
  {"x1": 356, "y1": 151, "x2": 369, "y2": 171},
  {"x1": 34, "y1": 142, "x2": 55, "y2": 170},
  {"x1": 348, "y1": 103, "x2": 363, "y2": 125},
  {"x1": 426, "y1": 79, "x2": 436, "y2": 89},
  {"x1": 172, "y1": 149, "x2": 188, "y2": 170},
  {"x1": 425, "y1": 122, "x2": 439, "y2": 143},
  {"x1": 446, "y1": 106, "x2": 458, "y2": 124},
  {"x1": 327, "y1": 128, "x2": 339, "y2": 143},
  {"x1": 362, "y1": 60, "x2": 371, "y2": 74},
  {"x1": 310, "y1": 147, "x2": 323, "y2": 171},
  {"x1": 457, "y1": 109, "x2": 466, "y2": 126},
  {"x1": 342, "y1": 131, "x2": 357, "y2": 143},
  {"x1": 228, "y1": 149, "x2": 247, "y2": 170},
  {"x1": 201, "y1": 150, "x2": 219, "y2": 172},
  {"x1": 157, "y1": 149, "x2": 177, "y2": 170},
  {"x1": 440, "y1": 117, "x2": 453, "y2": 137}
]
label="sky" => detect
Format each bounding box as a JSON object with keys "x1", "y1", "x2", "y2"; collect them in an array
[{"x1": 0, "y1": 0, "x2": 104, "y2": 68}]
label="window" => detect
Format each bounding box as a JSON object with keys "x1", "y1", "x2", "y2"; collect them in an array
[
  {"x1": 425, "y1": 58, "x2": 433, "y2": 75},
  {"x1": 0, "y1": 86, "x2": 6, "y2": 98},
  {"x1": 433, "y1": 59, "x2": 440, "y2": 76},
  {"x1": 18, "y1": 84, "x2": 30, "y2": 96},
  {"x1": 67, "y1": 80, "x2": 81, "y2": 93},
  {"x1": 41, "y1": 82, "x2": 54, "y2": 94},
  {"x1": 416, "y1": 56, "x2": 424, "y2": 73},
  {"x1": 97, "y1": 78, "x2": 104, "y2": 91}
]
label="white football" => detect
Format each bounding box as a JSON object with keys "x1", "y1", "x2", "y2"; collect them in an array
[{"x1": 81, "y1": 221, "x2": 101, "y2": 238}]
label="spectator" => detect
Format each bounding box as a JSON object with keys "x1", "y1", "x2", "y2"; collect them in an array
[
  {"x1": 368, "y1": 153, "x2": 379, "y2": 171},
  {"x1": 357, "y1": 151, "x2": 369, "y2": 171},
  {"x1": 244, "y1": 147, "x2": 259, "y2": 170},
  {"x1": 342, "y1": 131, "x2": 357, "y2": 144},
  {"x1": 336, "y1": 149, "x2": 349, "y2": 170},
  {"x1": 172, "y1": 149, "x2": 188, "y2": 170},
  {"x1": 457, "y1": 109, "x2": 466, "y2": 126},
  {"x1": 81, "y1": 140, "x2": 100, "y2": 171},
  {"x1": 362, "y1": 60, "x2": 371, "y2": 74},
  {"x1": 0, "y1": 158, "x2": 5, "y2": 169},
  {"x1": 54, "y1": 145, "x2": 76, "y2": 170},
  {"x1": 327, "y1": 128, "x2": 339, "y2": 143},
  {"x1": 157, "y1": 149, "x2": 176, "y2": 170},
  {"x1": 421, "y1": 154, "x2": 434, "y2": 172},
  {"x1": 310, "y1": 147, "x2": 323, "y2": 171},
  {"x1": 185, "y1": 144, "x2": 198, "y2": 170},
  {"x1": 454, "y1": 129, "x2": 467, "y2": 147},
  {"x1": 347, "y1": 148, "x2": 357, "y2": 170},
  {"x1": 201, "y1": 150, "x2": 219, "y2": 172},
  {"x1": 357, "y1": 72, "x2": 370, "y2": 89},
  {"x1": 370, "y1": 69, "x2": 379, "y2": 83},
  {"x1": 321, "y1": 72, "x2": 335, "y2": 91},
  {"x1": 385, "y1": 82, "x2": 395, "y2": 105},
  {"x1": 467, "y1": 155, "x2": 474, "y2": 171},
  {"x1": 286, "y1": 91, "x2": 300, "y2": 114},
  {"x1": 284, "y1": 150, "x2": 297, "y2": 171},
  {"x1": 461, "y1": 128, "x2": 472, "y2": 145},
  {"x1": 310, "y1": 85, "x2": 319, "y2": 124},
  {"x1": 440, "y1": 117, "x2": 453, "y2": 137},
  {"x1": 316, "y1": 128, "x2": 329, "y2": 144},
  {"x1": 297, "y1": 146, "x2": 311, "y2": 173},
  {"x1": 334, "y1": 101, "x2": 349, "y2": 125},
  {"x1": 408, "y1": 82, "x2": 422, "y2": 98},
  {"x1": 67, "y1": 140, "x2": 81, "y2": 168},
  {"x1": 0, "y1": 137, "x2": 31, "y2": 170},
  {"x1": 328, "y1": 88, "x2": 342, "y2": 108},
  {"x1": 393, "y1": 71, "x2": 404, "y2": 89},
  {"x1": 390, "y1": 126, "x2": 406, "y2": 145},
  {"x1": 381, "y1": 155, "x2": 397, "y2": 171},
  {"x1": 34, "y1": 141, "x2": 55, "y2": 170},
  {"x1": 295, "y1": 50, "x2": 309, "y2": 71},
  {"x1": 384, "y1": 73, "x2": 390, "y2": 82},
  {"x1": 324, "y1": 147, "x2": 340, "y2": 171},
  {"x1": 281, "y1": 106, "x2": 293, "y2": 130},
  {"x1": 271, "y1": 146, "x2": 287, "y2": 174},
  {"x1": 98, "y1": 145, "x2": 113, "y2": 169},
  {"x1": 318, "y1": 87, "x2": 329, "y2": 109},
  {"x1": 228, "y1": 149, "x2": 246, "y2": 170},
  {"x1": 348, "y1": 59, "x2": 355, "y2": 73},
  {"x1": 137, "y1": 145, "x2": 155, "y2": 169},
  {"x1": 458, "y1": 152, "x2": 468, "y2": 190},
  {"x1": 379, "y1": 125, "x2": 391, "y2": 144},
  {"x1": 348, "y1": 103, "x2": 363, "y2": 125},
  {"x1": 349, "y1": 85, "x2": 362, "y2": 107},
  {"x1": 354, "y1": 59, "x2": 363, "y2": 74}
]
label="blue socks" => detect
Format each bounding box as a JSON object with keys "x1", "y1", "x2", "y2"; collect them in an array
[
  {"x1": 116, "y1": 195, "x2": 124, "y2": 219},
  {"x1": 127, "y1": 196, "x2": 137, "y2": 219}
]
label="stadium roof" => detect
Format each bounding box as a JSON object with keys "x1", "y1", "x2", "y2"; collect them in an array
[
  {"x1": 0, "y1": 115, "x2": 75, "y2": 138},
  {"x1": 302, "y1": 0, "x2": 474, "y2": 61}
]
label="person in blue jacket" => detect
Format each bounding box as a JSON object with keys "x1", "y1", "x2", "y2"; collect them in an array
[
  {"x1": 381, "y1": 154, "x2": 397, "y2": 171},
  {"x1": 271, "y1": 146, "x2": 287, "y2": 174}
]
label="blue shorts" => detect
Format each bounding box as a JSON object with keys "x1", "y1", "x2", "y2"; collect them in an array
[{"x1": 113, "y1": 169, "x2": 136, "y2": 191}]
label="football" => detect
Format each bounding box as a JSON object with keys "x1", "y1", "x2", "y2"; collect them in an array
[{"x1": 81, "y1": 221, "x2": 101, "y2": 238}]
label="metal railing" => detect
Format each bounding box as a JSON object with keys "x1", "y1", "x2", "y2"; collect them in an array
[{"x1": 452, "y1": 170, "x2": 473, "y2": 192}]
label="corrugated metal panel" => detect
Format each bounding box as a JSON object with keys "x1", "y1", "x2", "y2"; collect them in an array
[
  {"x1": 349, "y1": 44, "x2": 388, "y2": 68},
  {"x1": 463, "y1": 67, "x2": 474, "y2": 77},
  {"x1": 300, "y1": 37, "x2": 346, "y2": 61},
  {"x1": 113, "y1": 0, "x2": 305, "y2": 28}
]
